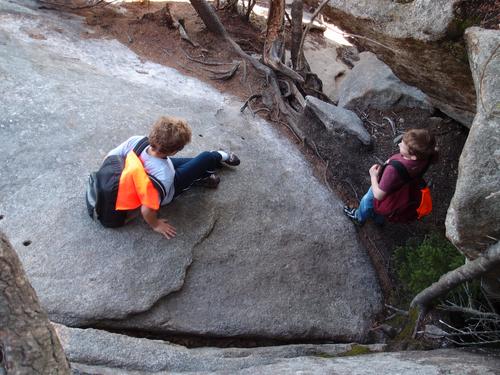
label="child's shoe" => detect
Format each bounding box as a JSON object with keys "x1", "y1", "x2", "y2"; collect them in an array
[
  {"x1": 193, "y1": 174, "x2": 220, "y2": 188},
  {"x1": 222, "y1": 151, "x2": 240, "y2": 166},
  {"x1": 343, "y1": 206, "x2": 363, "y2": 226}
]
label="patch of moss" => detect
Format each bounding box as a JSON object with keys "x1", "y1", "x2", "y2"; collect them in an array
[
  {"x1": 313, "y1": 352, "x2": 337, "y2": 359},
  {"x1": 396, "y1": 308, "x2": 418, "y2": 342},
  {"x1": 337, "y1": 344, "x2": 372, "y2": 357}
]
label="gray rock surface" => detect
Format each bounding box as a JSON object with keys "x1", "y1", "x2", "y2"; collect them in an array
[
  {"x1": 55, "y1": 324, "x2": 385, "y2": 373},
  {"x1": 318, "y1": 0, "x2": 461, "y2": 42},
  {"x1": 0, "y1": 1, "x2": 382, "y2": 341},
  {"x1": 446, "y1": 27, "x2": 500, "y2": 259},
  {"x1": 55, "y1": 325, "x2": 500, "y2": 375},
  {"x1": 303, "y1": 96, "x2": 371, "y2": 146},
  {"x1": 313, "y1": 0, "x2": 475, "y2": 126},
  {"x1": 304, "y1": 39, "x2": 349, "y2": 102},
  {"x1": 338, "y1": 52, "x2": 433, "y2": 113}
]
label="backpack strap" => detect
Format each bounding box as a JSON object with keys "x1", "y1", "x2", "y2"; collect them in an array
[
  {"x1": 131, "y1": 136, "x2": 167, "y2": 203},
  {"x1": 148, "y1": 174, "x2": 166, "y2": 203},
  {"x1": 388, "y1": 160, "x2": 411, "y2": 183},
  {"x1": 388, "y1": 159, "x2": 432, "y2": 184},
  {"x1": 133, "y1": 136, "x2": 150, "y2": 156}
]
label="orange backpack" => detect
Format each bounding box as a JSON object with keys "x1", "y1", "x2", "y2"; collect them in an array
[{"x1": 86, "y1": 137, "x2": 166, "y2": 228}]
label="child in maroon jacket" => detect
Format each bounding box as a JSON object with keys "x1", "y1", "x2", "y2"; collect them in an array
[{"x1": 343, "y1": 129, "x2": 437, "y2": 225}]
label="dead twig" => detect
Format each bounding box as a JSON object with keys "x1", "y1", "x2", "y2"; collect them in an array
[
  {"x1": 384, "y1": 313, "x2": 397, "y2": 321},
  {"x1": 437, "y1": 304, "x2": 500, "y2": 320},
  {"x1": 278, "y1": 120, "x2": 302, "y2": 143},
  {"x1": 343, "y1": 179, "x2": 359, "y2": 201},
  {"x1": 284, "y1": 10, "x2": 292, "y2": 26},
  {"x1": 304, "y1": 138, "x2": 333, "y2": 191},
  {"x1": 382, "y1": 116, "x2": 396, "y2": 135},
  {"x1": 385, "y1": 304, "x2": 409, "y2": 316},
  {"x1": 240, "y1": 94, "x2": 262, "y2": 113},
  {"x1": 126, "y1": 32, "x2": 133, "y2": 44},
  {"x1": 296, "y1": 0, "x2": 330, "y2": 70}
]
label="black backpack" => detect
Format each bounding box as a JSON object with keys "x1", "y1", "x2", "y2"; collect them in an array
[{"x1": 86, "y1": 137, "x2": 166, "y2": 228}]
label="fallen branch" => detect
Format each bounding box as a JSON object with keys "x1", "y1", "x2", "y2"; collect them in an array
[
  {"x1": 344, "y1": 179, "x2": 359, "y2": 201},
  {"x1": 296, "y1": 0, "x2": 330, "y2": 70},
  {"x1": 411, "y1": 241, "x2": 500, "y2": 315},
  {"x1": 240, "y1": 94, "x2": 262, "y2": 113},
  {"x1": 383, "y1": 116, "x2": 396, "y2": 135},
  {"x1": 437, "y1": 304, "x2": 500, "y2": 320},
  {"x1": 385, "y1": 304, "x2": 409, "y2": 316},
  {"x1": 183, "y1": 51, "x2": 235, "y2": 66}
]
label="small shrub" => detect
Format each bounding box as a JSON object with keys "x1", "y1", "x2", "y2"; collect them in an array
[{"x1": 393, "y1": 233, "x2": 465, "y2": 297}]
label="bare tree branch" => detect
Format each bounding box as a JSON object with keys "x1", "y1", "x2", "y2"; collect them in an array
[{"x1": 411, "y1": 242, "x2": 500, "y2": 311}]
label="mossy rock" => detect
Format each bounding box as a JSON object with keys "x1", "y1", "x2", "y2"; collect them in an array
[{"x1": 337, "y1": 344, "x2": 373, "y2": 357}]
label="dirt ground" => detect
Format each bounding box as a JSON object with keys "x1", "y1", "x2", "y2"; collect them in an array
[{"x1": 71, "y1": 1, "x2": 469, "y2": 307}]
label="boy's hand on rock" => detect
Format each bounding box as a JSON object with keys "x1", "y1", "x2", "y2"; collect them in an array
[
  {"x1": 369, "y1": 164, "x2": 381, "y2": 178},
  {"x1": 154, "y1": 219, "x2": 177, "y2": 239}
]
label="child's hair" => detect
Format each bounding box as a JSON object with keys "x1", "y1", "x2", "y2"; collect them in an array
[
  {"x1": 149, "y1": 116, "x2": 192, "y2": 155},
  {"x1": 403, "y1": 129, "x2": 438, "y2": 162}
]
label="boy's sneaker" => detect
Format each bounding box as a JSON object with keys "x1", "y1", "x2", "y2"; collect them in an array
[
  {"x1": 223, "y1": 152, "x2": 240, "y2": 166},
  {"x1": 193, "y1": 174, "x2": 220, "y2": 189},
  {"x1": 343, "y1": 206, "x2": 363, "y2": 226}
]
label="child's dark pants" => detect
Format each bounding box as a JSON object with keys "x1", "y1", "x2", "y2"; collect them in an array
[{"x1": 172, "y1": 151, "x2": 222, "y2": 197}]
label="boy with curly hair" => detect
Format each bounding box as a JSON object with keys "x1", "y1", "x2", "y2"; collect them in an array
[{"x1": 107, "y1": 116, "x2": 239, "y2": 238}]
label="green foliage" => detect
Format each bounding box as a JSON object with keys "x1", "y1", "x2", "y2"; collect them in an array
[{"x1": 393, "y1": 233, "x2": 465, "y2": 297}]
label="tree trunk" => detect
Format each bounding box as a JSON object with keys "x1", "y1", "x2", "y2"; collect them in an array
[
  {"x1": 411, "y1": 241, "x2": 500, "y2": 311},
  {"x1": 263, "y1": 0, "x2": 303, "y2": 82},
  {"x1": 189, "y1": 0, "x2": 226, "y2": 36},
  {"x1": 290, "y1": 0, "x2": 303, "y2": 69},
  {"x1": 0, "y1": 233, "x2": 70, "y2": 375}
]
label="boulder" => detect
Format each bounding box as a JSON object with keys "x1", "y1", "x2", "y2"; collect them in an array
[
  {"x1": 307, "y1": 0, "x2": 476, "y2": 126},
  {"x1": 55, "y1": 324, "x2": 385, "y2": 373},
  {"x1": 338, "y1": 52, "x2": 433, "y2": 113},
  {"x1": 54, "y1": 325, "x2": 500, "y2": 375},
  {"x1": 301, "y1": 96, "x2": 372, "y2": 146},
  {"x1": 303, "y1": 39, "x2": 350, "y2": 102},
  {"x1": 446, "y1": 27, "x2": 500, "y2": 258},
  {"x1": 0, "y1": 0, "x2": 382, "y2": 342}
]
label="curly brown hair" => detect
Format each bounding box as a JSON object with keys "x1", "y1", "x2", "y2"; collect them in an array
[
  {"x1": 149, "y1": 116, "x2": 192, "y2": 155},
  {"x1": 403, "y1": 129, "x2": 438, "y2": 161}
]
